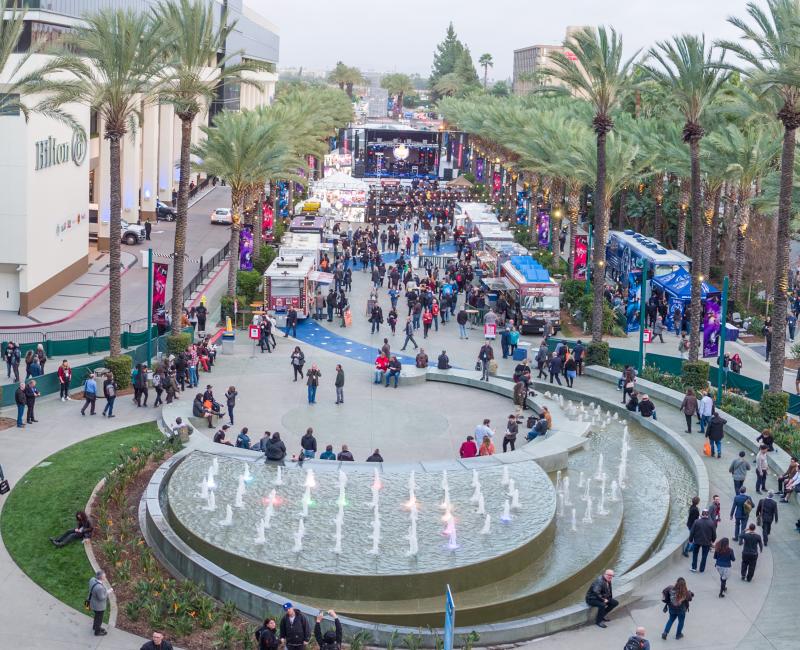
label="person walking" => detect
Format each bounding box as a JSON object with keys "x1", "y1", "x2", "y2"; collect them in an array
[
  {"x1": 705, "y1": 412, "x2": 726, "y2": 458},
  {"x1": 370, "y1": 303, "x2": 383, "y2": 334},
  {"x1": 279, "y1": 603, "x2": 310, "y2": 650},
  {"x1": 625, "y1": 627, "x2": 651, "y2": 650},
  {"x1": 285, "y1": 307, "x2": 298, "y2": 338},
  {"x1": 730, "y1": 486, "x2": 755, "y2": 543},
  {"x1": 102, "y1": 373, "x2": 117, "y2": 417},
  {"x1": 58, "y1": 359, "x2": 72, "y2": 401},
  {"x1": 503, "y1": 414, "x2": 518, "y2": 453},
  {"x1": 457, "y1": 307, "x2": 469, "y2": 339},
  {"x1": 698, "y1": 391, "x2": 714, "y2": 434},
  {"x1": 290, "y1": 347, "x2": 305, "y2": 381},
  {"x1": 682, "y1": 496, "x2": 701, "y2": 557},
  {"x1": 755, "y1": 491, "x2": 778, "y2": 546},
  {"x1": 255, "y1": 618, "x2": 279, "y2": 650},
  {"x1": 478, "y1": 342, "x2": 494, "y2": 381},
  {"x1": 679, "y1": 388, "x2": 699, "y2": 433},
  {"x1": 14, "y1": 381, "x2": 26, "y2": 428},
  {"x1": 740, "y1": 523, "x2": 763, "y2": 582},
  {"x1": 87, "y1": 570, "x2": 110, "y2": 636},
  {"x1": 536, "y1": 341, "x2": 549, "y2": 380},
  {"x1": 584, "y1": 569, "x2": 618, "y2": 628},
  {"x1": 754, "y1": 445, "x2": 769, "y2": 494},
  {"x1": 400, "y1": 316, "x2": 418, "y2": 351},
  {"x1": 306, "y1": 364, "x2": 321, "y2": 404},
  {"x1": 8, "y1": 341, "x2": 21, "y2": 382},
  {"x1": 713, "y1": 537, "x2": 736, "y2": 597},
  {"x1": 195, "y1": 302, "x2": 207, "y2": 332},
  {"x1": 24, "y1": 378, "x2": 39, "y2": 424},
  {"x1": 334, "y1": 364, "x2": 345, "y2": 404},
  {"x1": 660, "y1": 577, "x2": 693, "y2": 640},
  {"x1": 564, "y1": 354, "x2": 577, "y2": 387},
  {"x1": 548, "y1": 352, "x2": 563, "y2": 385},
  {"x1": 729, "y1": 451, "x2": 751, "y2": 494},
  {"x1": 225, "y1": 386, "x2": 238, "y2": 425},
  {"x1": 688, "y1": 509, "x2": 716, "y2": 573},
  {"x1": 81, "y1": 373, "x2": 97, "y2": 416}
]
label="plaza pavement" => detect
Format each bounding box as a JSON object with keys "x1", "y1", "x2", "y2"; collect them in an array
[{"x1": 0, "y1": 249, "x2": 797, "y2": 649}]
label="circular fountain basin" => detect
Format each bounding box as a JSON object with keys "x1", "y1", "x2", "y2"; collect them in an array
[{"x1": 164, "y1": 453, "x2": 556, "y2": 600}]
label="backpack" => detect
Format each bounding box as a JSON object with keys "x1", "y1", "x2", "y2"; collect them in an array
[
  {"x1": 623, "y1": 637, "x2": 645, "y2": 650},
  {"x1": 526, "y1": 415, "x2": 536, "y2": 429},
  {"x1": 152, "y1": 373, "x2": 162, "y2": 388}
]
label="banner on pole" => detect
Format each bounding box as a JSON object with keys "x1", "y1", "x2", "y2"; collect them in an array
[
  {"x1": 239, "y1": 225, "x2": 254, "y2": 271},
  {"x1": 703, "y1": 295, "x2": 722, "y2": 358},
  {"x1": 573, "y1": 234, "x2": 588, "y2": 279},
  {"x1": 152, "y1": 262, "x2": 168, "y2": 317},
  {"x1": 537, "y1": 211, "x2": 550, "y2": 248}
]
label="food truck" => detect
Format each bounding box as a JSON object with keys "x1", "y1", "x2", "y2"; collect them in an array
[
  {"x1": 453, "y1": 202, "x2": 496, "y2": 233},
  {"x1": 263, "y1": 253, "x2": 332, "y2": 318},
  {"x1": 500, "y1": 256, "x2": 561, "y2": 335}
]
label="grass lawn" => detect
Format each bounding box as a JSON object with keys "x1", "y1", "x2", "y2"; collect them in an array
[{"x1": 0, "y1": 422, "x2": 162, "y2": 614}]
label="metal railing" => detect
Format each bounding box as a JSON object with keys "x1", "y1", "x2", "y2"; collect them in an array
[
  {"x1": 181, "y1": 241, "x2": 230, "y2": 304},
  {"x1": 2, "y1": 318, "x2": 159, "y2": 347}
]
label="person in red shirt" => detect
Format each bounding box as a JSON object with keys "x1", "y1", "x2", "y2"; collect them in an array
[
  {"x1": 373, "y1": 353, "x2": 390, "y2": 384},
  {"x1": 459, "y1": 435, "x2": 478, "y2": 458}
]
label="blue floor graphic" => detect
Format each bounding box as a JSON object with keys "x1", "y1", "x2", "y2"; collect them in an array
[{"x1": 368, "y1": 241, "x2": 458, "y2": 266}]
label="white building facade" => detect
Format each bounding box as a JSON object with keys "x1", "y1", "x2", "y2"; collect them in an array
[{"x1": 0, "y1": 0, "x2": 279, "y2": 315}]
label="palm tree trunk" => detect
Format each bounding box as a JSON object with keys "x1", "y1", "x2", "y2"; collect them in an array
[
  {"x1": 528, "y1": 173, "x2": 540, "y2": 237},
  {"x1": 591, "y1": 129, "x2": 609, "y2": 344},
  {"x1": 616, "y1": 187, "x2": 627, "y2": 230},
  {"x1": 707, "y1": 186, "x2": 721, "y2": 275},
  {"x1": 687, "y1": 133, "x2": 703, "y2": 363},
  {"x1": 732, "y1": 199, "x2": 749, "y2": 302},
  {"x1": 227, "y1": 190, "x2": 243, "y2": 297},
  {"x1": 769, "y1": 119, "x2": 798, "y2": 392},
  {"x1": 171, "y1": 115, "x2": 194, "y2": 335},
  {"x1": 483, "y1": 66, "x2": 488, "y2": 89},
  {"x1": 652, "y1": 174, "x2": 664, "y2": 241},
  {"x1": 676, "y1": 179, "x2": 690, "y2": 253},
  {"x1": 567, "y1": 186, "x2": 580, "y2": 279},
  {"x1": 108, "y1": 135, "x2": 122, "y2": 357}
]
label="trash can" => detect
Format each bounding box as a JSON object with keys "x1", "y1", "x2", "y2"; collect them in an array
[
  {"x1": 513, "y1": 342, "x2": 531, "y2": 361},
  {"x1": 221, "y1": 330, "x2": 235, "y2": 355}
]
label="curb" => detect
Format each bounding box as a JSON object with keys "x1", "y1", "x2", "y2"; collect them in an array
[{"x1": 84, "y1": 476, "x2": 119, "y2": 628}]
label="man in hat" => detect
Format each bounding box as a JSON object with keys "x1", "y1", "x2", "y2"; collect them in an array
[
  {"x1": 279, "y1": 602, "x2": 310, "y2": 650},
  {"x1": 314, "y1": 609, "x2": 342, "y2": 650}
]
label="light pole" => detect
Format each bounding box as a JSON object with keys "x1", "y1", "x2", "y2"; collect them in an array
[
  {"x1": 638, "y1": 260, "x2": 649, "y2": 373},
  {"x1": 146, "y1": 247, "x2": 153, "y2": 365},
  {"x1": 716, "y1": 275, "x2": 729, "y2": 406}
]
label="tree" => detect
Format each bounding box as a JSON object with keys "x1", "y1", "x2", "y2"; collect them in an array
[
  {"x1": 430, "y1": 22, "x2": 466, "y2": 95},
  {"x1": 381, "y1": 73, "x2": 414, "y2": 116},
  {"x1": 549, "y1": 27, "x2": 639, "y2": 344},
  {"x1": 720, "y1": 0, "x2": 800, "y2": 393},
  {"x1": 433, "y1": 72, "x2": 465, "y2": 97},
  {"x1": 640, "y1": 35, "x2": 729, "y2": 362},
  {"x1": 328, "y1": 61, "x2": 349, "y2": 91},
  {"x1": 154, "y1": 0, "x2": 272, "y2": 335},
  {"x1": 479, "y1": 53, "x2": 494, "y2": 89},
  {"x1": 344, "y1": 66, "x2": 365, "y2": 99},
  {"x1": 455, "y1": 46, "x2": 481, "y2": 88},
  {"x1": 31, "y1": 10, "x2": 166, "y2": 357},
  {"x1": 490, "y1": 81, "x2": 510, "y2": 97}
]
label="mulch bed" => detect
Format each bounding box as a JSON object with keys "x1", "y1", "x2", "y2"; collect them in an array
[
  {"x1": 73, "y1": 386, "x2": 135, "y2": 400},
  {"x1": 0, "y1": 417, "x2": 17, "y2": 431}
]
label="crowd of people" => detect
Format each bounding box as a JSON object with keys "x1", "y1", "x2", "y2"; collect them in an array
[{"x1": 366, "y1": 181, "x2": 470, "y2": 224}]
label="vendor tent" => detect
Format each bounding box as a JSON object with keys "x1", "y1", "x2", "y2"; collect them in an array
[
  {"x1": 312, "y1": 172, "x2": 369, "y2": 192},
  {"x1": 651, "y1": 267, "x2": 718, "y2": 299},
  {"x1": 446, "y1": 175, "x2": 473, "y2": 188}
]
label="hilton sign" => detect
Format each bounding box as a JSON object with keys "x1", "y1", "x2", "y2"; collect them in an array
[{"x1": 35, "y1": 132, "x2": 87, "y2": 170}]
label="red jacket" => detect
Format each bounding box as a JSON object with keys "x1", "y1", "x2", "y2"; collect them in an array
[
  {"x1": 422, "y1": 311, "x2": 433, "y2": 325},
  {"x1": 459, "y1": 440, "x2": 478, "y2": 458},
  {"x1": 374, "y1": 355, "x2": 390, "y2": 372},
  {"x1": 57, "y1": 366, "x2": 72, "y2": 384}
]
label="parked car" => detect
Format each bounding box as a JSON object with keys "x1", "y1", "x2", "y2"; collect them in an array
[
  {"x1": 156, "y1": 199, "x2": 177, "y2": 222},
  {"x1": 120, "y1": 220, "x2": 146, "y2": 245},
  {"x1": 211, "y1": 207, "x2": 233, "y2": 225}
]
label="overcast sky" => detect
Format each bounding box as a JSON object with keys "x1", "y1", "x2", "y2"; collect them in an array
[{"x1": 246, "y1": 0, "x2": 753, "y2": 80}]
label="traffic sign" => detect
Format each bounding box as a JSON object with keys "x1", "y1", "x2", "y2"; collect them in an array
[
  {"x1": 643, "y1": 328, "x2": 652, "y2": 344},
  {"x1": 248, "y1": 325, "x2": 260, "y2": 340}
]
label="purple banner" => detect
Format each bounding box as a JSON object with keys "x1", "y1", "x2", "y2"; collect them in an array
[
  {"x1": 239, "y1": 225, "x2": 254, "y2": 271},
  {"x1": 475, "y1": 157, "x2": 484, "y2": 183},
  {"x1": 537, "y1": 211, "x2": 551, "y2": 248},
  {"x1": 702, "y1": 295, "x2": 722, "y2": 358}
]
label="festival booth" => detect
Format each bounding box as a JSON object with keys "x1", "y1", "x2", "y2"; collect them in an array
[
  {"x1": 650, "y1": 268, "x2": 724, "y2": 357},
  {"x1": 309, "y1": 173, "x2": 368, "y2": 222},
  {"x1": 452, "y1": 201, "x2": 495, "y2": 232},
  {"x1": 474, "y1": 223, "x2": 515, "y2": 250}
]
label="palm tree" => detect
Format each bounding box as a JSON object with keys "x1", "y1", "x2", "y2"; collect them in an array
[
  {"x1": 549, "y1": 27, "x2": 639, "y2": 345},
  {"x1": 192, "y1": 110, "x2": 295, "y2": 296},
  {"x1": 433, "y1": 72, "x2": 465, "y2": 97},
  {"x1": 31, "y1": 10, "x2": 165, "y2": 357},
  {"x1": 720, "y1": 0, "x2": 800, "y2": 393},
  {"x1": 328, "y1": 61, "x2": 349, "y2": 91},
  {"x1": 479, "y1": 53, "x2": 494, "y2": 89},
  {"x1": 381, "y1": 73, "x2": 414, "y2": 116},
  {"x1": 154, "y1": 0, "x2": 273, "y2": 335},
  {"x1": 344, "y1": 66, "x2": 365, "y2": 99},
  {"x1": 640, "y1": 34, "x2": 729, "y2": 362}
]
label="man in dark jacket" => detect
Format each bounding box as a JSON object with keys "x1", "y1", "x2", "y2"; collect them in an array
[
  {"x1": 337, "y1": 445, "x2": 354, "y2": 461},
  {"x1": 285, "y1": 307, "x2": 298, "y2": 338},
  {"x1": 638, "y1": 395, "x2": 656, "y2": 419},
  {"x1": 688, "y1": 509, "x2": 717, "y2": 572},
  {"x1": 314, "y1": 610, "x2": 342, "y2": 650},
  {"x1": 366, "y1": 449, "x2": 383, "y2": 462},
  {"x1": 386, "y1": 356, "x2": 402, "y2": 387},
  {"x1": 437, "y1": 350, "x2": 451, "y2": 369},
  {"x1": 140, "y1": 631, "x2": 173, "y2": 650},
  {"x1": 334, "y1": 364, "x2": 345, "y2": 404},
  {"x1": 265, "y1": 433, "x2": 286, "y2": 461},
  {"x1": 705, "y1": 412, "x2": 726, "y2": 458},
  {"x1": 548, "y1": 353, "x2": 563, "y2": 385},
  {"x1": 584, "y1": 569, "x2": 618, "y2": 627},
  {"x1": 370, "y1": 304, "x2": 383, "y2": 334},
  {"x1": 300, "y1": 428, "x2": 317, "y2": 459},
  {"x1": 279, "y1": 603, "x2": 310, "y2": 650},
  {"x1": 730, "y1": 486, "x2": 755, "y2": 543},
  {"x1": 740, "y1": 522, "x2": 763, "y2": 582},
  {"x1": 14, "y1": 381, "x2": 26, "y2": 427},
  {"x1": 195, "y1": 303, "x2": 207, "y2": 332},
  {"x1": 478, "y1": 342, "x2": 493, "y2": 381},
  {"x1": 755, "y1": 491, "x2": 779, "y2": 545}
]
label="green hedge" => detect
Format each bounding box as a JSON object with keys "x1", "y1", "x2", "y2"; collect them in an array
[
  {"x1": 681, "y1": 361, "x2": 709, "y2": 390},
  {"x1": 104, "y1": 355, "x2": 133, "y2": 389},
  {"x1": 586, "y1": 341, "x2": 610, "y2": 367},
  {"x1": 166, "y1": 333, "x2": 193, "y2": 356},
  {"x1": 760, "y1": 391, "x2": 789, "y2": 424}
]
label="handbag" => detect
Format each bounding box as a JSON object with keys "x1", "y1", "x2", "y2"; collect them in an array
[
  {"x1": 0, "y1": 479, "x2": 10, "y2": 495},
  {"x1": 475, "y1": 361, "x2": 482, "y2": 371},
  {"x1": 703, "y1": 440, "x2": 712, "y2": 457}
]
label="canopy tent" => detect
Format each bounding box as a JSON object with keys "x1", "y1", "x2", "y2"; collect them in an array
[
  {"x1": 446, "y1": 175, "x2": 473, "y2": 188},
  {"x1": 651, "y1": 267, "x2": 719, "y2": 299},
  {"x1": 312, "y1": 172, "x2": 369, "y2": 192},
  {"x1": 310, "y1": 172, "x2": 368, "y2": 222}
]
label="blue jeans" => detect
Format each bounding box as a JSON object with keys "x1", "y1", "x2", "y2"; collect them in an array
[
  {"x1": 734, "y1": 517, "x2": 749, "y2": 540},
  {"x1": 711, "y1": 439, "x2": 721, "y2": 456},
  {"x1": 663, "y1": 606, "x2": 685, "y2": 637},
  {"x1": 227, "y1": 406, "x2": 234, "y2": 425},
  {"x1": 700, "y1": 415, "x2": 710, "y2": 433},
  {"x1": 189, "y1": 366, "x2": 198, "y2": 387},
  {"x1": 16, "y1": 403, "x2": 24, "y2": 426},
  {"x1": 386, "y1": 370, "x2": 400, "y2": 387},
  {"x1": 102, "y1": 396, "x2": 115, "y2": 416},
  {"x1": 459, "y1": 324, "x2": 467, "y2": 338},
  {"x1": 374, "y1": 370, "x2": 385, "y2": 384},
  {"x1": 303, "y1": 450, "x2": 315, "y2": 459},
  {"x1": 307, "y1": 385, "x2": 317, "y2": 403}
]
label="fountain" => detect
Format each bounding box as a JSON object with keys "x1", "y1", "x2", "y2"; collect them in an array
[
  {"x1": 613, "y1": 412, "x2": 619, "y2": 420},
  {"x1": 441, "y1": 470, "x2": 449, "y2": 491},
  {"x1": 254, "y1": 519, "x2": 266, "y2": 544},
  {"x1": 582, "y1": 478, "x2": 592, "y2": 501},
  {"x1": 582, "y1": 496, "x2": 594, "y2": 524},
  {"x1": 219, "y1": 504, "x2": 233, "y2": 526},
  {"x1": 273, "y1": 466, "x2": 283, "y2": 486},
  {"x1": 555, "y1": 470, "x2": 562, "y2": 493},
  {"x1": 557, "y1": 492, "x2": 565, "y2": 517},
  {"x1": 304, "y1": 468, "x2": 317, "y2": 489},
  {"x1": 407, "y1": 518, "x2": 418, "y2": 556},
  {"x1": 264, "y1": 498, "x2": 274, "y2": 529},
  {"x1": 594, "y1": 453, "x2": 604, "y2": 480},
  {"x1": 440, "y1": 485, "x2": 451, "y2": 510},
  {"x1": 206, "y1": 465, "x2": 216, "y2": 490},
  {"x1": 596, "y1": 473, "x2": 609, "y2": 516},
  {"x1": 578, "y1": 471, "x2": 585, "y2": 488},
  {"x1": 571, "y1": 507, "x2": 577, "y2": 532},
  {"x1": 372, "y1": 468, "x2": 382, "y2": 490},
  {"x1": 199, "y1": 479, "x2": 209, "y2": 500},
  {"x1": 204, "y1": 490, "x2": 216, "y2": 511},
  {"x1": 507, "y1": 478, "x2": 516, "y2": 497},
  {"x1": 500, "y1": 499, "x2": 512, "y2": 523},
  {"x1": 301, "y1": 486, "x2": 312, "y2": 517},
  {"x1": 501, "y1": 466, "x2": 510, "y2": 486},
  {"x1": 293, "y1": 519, "x2": 305, "y2": 553},
  {"x1": 369, "y1": 482, "x2": 381, "y2": 508},
  {"x1": 446, "y1": 521, "x2": 459, "y2": 551},
  {"x1": 618, "y1": 458, "x2": 627, "y2": 490},
  {"x1": 243, "y1": 462, "x2": 252, "y2": 482},
  {"x1": 471, "y1": 469, "x2": 479, "y2": 488},
  {"x1": 368, "y1": 511, "x2": 381, "y2": 555},
  {"x1": 480, "y1": 514, "x2": 491, "y2": 534},
  {"x1": 234, "y1": 476, "x2": 246, "y2": 508},
  {"x1": 510, "y1": 489, "x2": 521, "y2": 510},
  {"x1": 476, "y1": 492, "x2": 486, "y2": 515},
  {"x1": 562, "y1": 476, "x2": 572, "y2": 506},
  {"x1": 211, "y1": 457, "x2": 218, "y2": 475},
  {"x1": 470, "y1": 483, "x2": 481, "y2": 503},
  {"x1": 337, "y1": 482, "x2": 347, "y2": 508},
  {"x1": 610, "y1": 480, "x2": 620, "y2": 502}
]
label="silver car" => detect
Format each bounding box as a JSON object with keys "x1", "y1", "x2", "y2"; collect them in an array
[{"x1": 211, "y1": 208, "x2": 233, "y2": 225}]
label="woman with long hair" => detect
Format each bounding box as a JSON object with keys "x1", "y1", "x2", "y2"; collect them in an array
[
  {"x1": 713, "y1": 537, "x2": 736, "y2": 597},
  {"x1": 50, "y1": 510, "x2": 93, "y2": 547},
  {"x1": 661, "y1": 576, "x2": 693, "y2": 640},
  {"x1": 682, "y1": 496, "x2": 701, "y2": 557}
]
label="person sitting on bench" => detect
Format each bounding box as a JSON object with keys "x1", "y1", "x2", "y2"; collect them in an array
[{"x1": 526, "y1": 416, "x2": 549, "y2": 441}]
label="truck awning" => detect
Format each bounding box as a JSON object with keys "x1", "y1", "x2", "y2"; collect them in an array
[
  {"x1": 481, "y1": 277, "x2": 515, "y2": 291},
  {"x1": 308, "y1": 271, "x2": 334, "y2": 284}
]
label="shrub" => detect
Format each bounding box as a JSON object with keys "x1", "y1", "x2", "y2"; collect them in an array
[
  {"x1": 749, "y1": 315, "x2": 765, "y2": 336},
  {"x1": 561, "y1": 279, "x2": 585, "y2": 307},
  {"x1": 236, "y1": 270, "x2": 262, "y2": 304},
  {"x1": 681, "y1": 361, "x2": 709, "y2": 390},
  {"x1": 166, "y1": 333, "x2": 192, "y2": 356},
  {"x1": 220, "y1": 296, "x2": 235, "y2": 322},
  {"x1": 760, "y1": 391, "x2": 789, "y2": 424},
  {"x1": 253, "y1": 244, "x2": 277, "y2": 276},
  {"x1": 640, "y1": 364, "x2": 684, "y2": 392},
  {"x1": 586, "y1": 341, "x2": 609, "y2": 367},
  {"x1": 576, "y1": 294, "x2": 617, "y2": 334},
  {"x1": 791, "y1": 341, "x2": 800, "y2": 359},
  {"x1": 104, "y1": 355, "x2": 133, "y2": 389}
]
